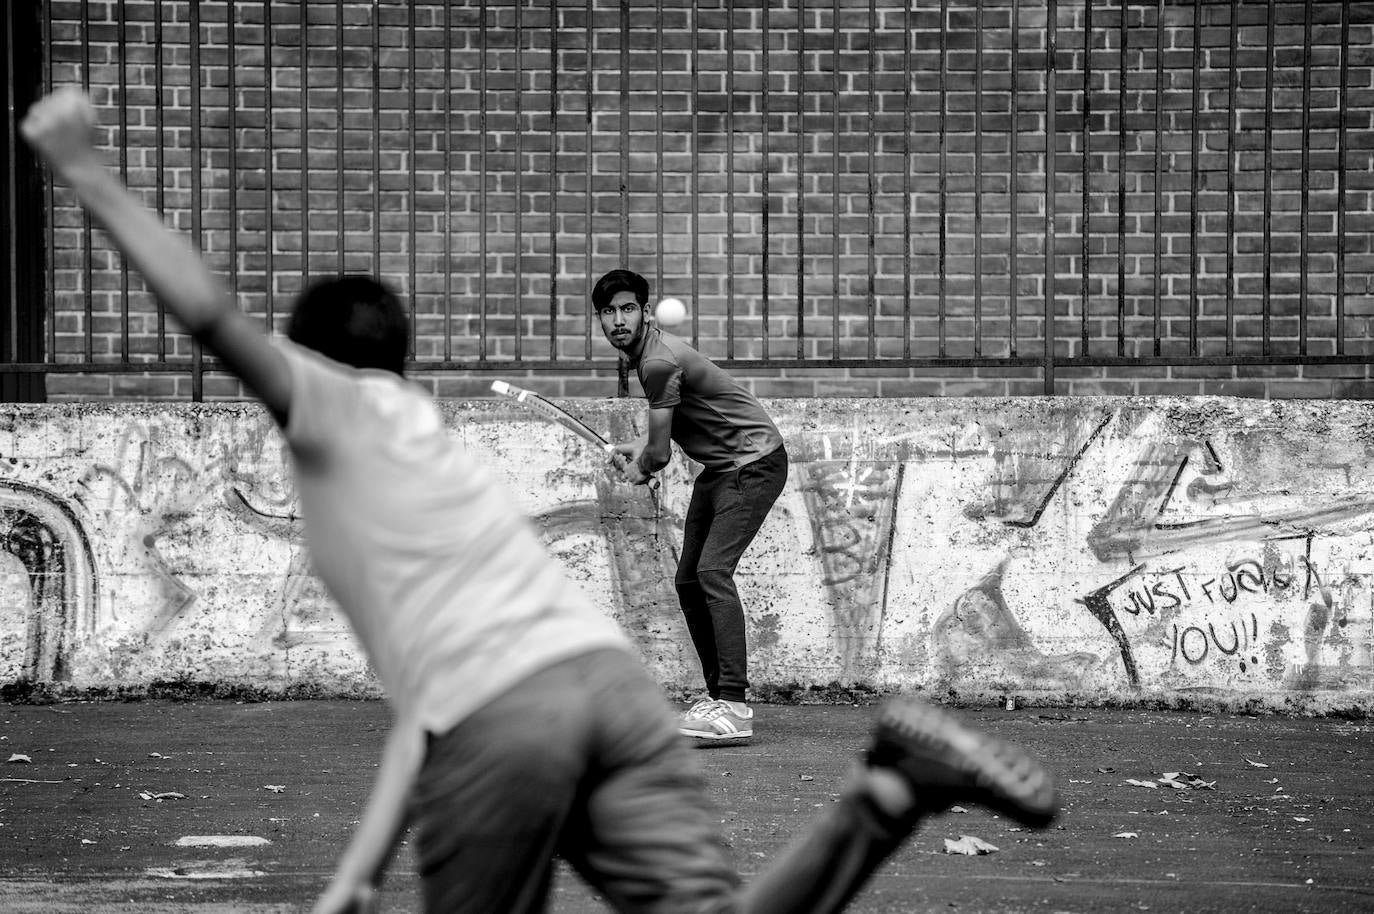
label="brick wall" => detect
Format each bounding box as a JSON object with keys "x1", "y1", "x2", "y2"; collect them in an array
[{"x1": 34, "y1": 0, "x2": 1374, "y2": 400}]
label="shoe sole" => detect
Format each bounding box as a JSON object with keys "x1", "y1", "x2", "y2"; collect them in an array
[
  {"x1": 872, "y1": 698, "x2": 1057, "y2": 829},
  {"x1": 679, "y1": 726, "x2": 753, "y2": 741}
]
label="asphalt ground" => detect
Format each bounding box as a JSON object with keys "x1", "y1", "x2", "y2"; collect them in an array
[{"x1": 0, "y1": 700, "x2": 1370, "y2": 913}]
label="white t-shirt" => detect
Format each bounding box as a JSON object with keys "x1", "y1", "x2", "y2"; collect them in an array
[{"x1": 276, "y1": 340, "x2": 632, "y2": 734}]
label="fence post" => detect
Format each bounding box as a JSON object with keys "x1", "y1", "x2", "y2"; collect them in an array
[{"x1": 1042, "y1": 0, "x2": 1058, "y2": 396}]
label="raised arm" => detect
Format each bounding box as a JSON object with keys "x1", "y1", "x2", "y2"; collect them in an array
[{"x1": 20, "y1": 88, "x2": 292, "y2": 424}]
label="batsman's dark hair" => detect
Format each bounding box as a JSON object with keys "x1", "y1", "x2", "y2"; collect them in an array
[
  {"x1": 287, "y1": 275, "x2": 409, "y2": 376},
  {"x1": 591, "y1": 269, "x2": 649, "y2": 311}
]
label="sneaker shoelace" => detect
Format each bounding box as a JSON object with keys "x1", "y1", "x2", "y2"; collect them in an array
[
  {"x1": 684, "y1": 698, "x2": 719, "y2": 719},
  {"x1": 696, "y1": 701, "x2": 749, "y2": 721}
]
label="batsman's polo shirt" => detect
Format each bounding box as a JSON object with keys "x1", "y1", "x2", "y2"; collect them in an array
[
  {"x1": 630, "y1": 328, "x2": 784, "y2": 471},
  {"x1": 275, "y1": 340, "x2": 631, "y2": 735}
]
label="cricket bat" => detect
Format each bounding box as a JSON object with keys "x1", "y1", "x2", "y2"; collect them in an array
[{"x1": 491, "y1": 380, "x2": 660, "y2": 491}]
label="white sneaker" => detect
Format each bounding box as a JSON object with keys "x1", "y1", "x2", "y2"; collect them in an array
[{"x1": 679, "y1": 700, "x2": 753, "y2": 741}]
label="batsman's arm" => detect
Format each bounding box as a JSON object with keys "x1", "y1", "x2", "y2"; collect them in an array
[
  {"x1": 20, "y1": 89, "x2": 292, "y2": 425},
  {"x1": 637, "y1": 406, "x2": 674, "y2": 473}
]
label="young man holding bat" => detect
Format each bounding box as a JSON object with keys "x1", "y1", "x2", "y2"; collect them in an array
[
  {"x1": 25, "y1": 88, "x2": 1056, "y2": 914},
  {"x1": 593, "y1": 269, "x2": 786, "y2": 742}
]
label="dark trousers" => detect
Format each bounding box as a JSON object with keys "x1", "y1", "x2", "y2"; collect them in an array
[
  {"x1": 674, "y1": 446, "x2": 789, "y2": 703},
  {"x1": 413, "y1": 649, "x2": 913, "y2": 914}
]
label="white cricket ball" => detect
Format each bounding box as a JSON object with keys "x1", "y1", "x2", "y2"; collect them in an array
[{"x1": 654, "y1": 297, "x2": 688, "y2": 328}]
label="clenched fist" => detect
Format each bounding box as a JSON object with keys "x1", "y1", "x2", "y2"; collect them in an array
[{"x1": 20, "y1": 87, "x2": 101, "y2": 177}]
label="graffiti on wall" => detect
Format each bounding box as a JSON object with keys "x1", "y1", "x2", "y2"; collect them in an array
[
  {"x1": 0, "y1": 481, "x2": 97, "y2": 682},
  {"x1": 0, "y1": 401, "x2": 1371, "y2": 704},
  {"x1": 795, "y1": 455, "x2": 902, "y2": 680}
]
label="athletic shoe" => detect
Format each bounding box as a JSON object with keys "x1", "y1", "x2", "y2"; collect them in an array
[
  {"x1": 676, "y1": 697, "x2": 717, "y2": 733},
  {"x1": 867, "y1": 696, "x2": 1057, "y2": 828},
  {"x1": 679, "y1": 700, "x2": 753, "y2": 741}
]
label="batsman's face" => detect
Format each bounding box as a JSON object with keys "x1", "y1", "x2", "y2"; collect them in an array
[{"x1": 598, "y1": 291, "x2": 648, "y2": 351}]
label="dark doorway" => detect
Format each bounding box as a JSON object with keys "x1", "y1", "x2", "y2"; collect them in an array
[{"x1": 3, "y1": 1, "x2": 47, "y2": 402}]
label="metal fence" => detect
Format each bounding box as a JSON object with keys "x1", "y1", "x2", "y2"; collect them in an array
[{"x1": 4, "y1": 1, "x2": 1373, "y2": 399}]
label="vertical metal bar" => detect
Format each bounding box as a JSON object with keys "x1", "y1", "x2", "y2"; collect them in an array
[
  {"x1": 1043, "y1": 0, "x2": 1057, "y2": 394},
  {"x1": 1299, "y1": 0, "x2": 1313, "y2": 355},
  {"x1": 265, "y1": 0, "x2": 275, "y2": 331},
  {"x1": 901, "y1": 0, "x2": 911, "y2": 360},
  {"x1": 82, "y1": 0, "x2": 92, "y2": 363},
  {"x1": 3, "y1": 1, "x2": 15, "y2": 364},
  {"x1": 1225, "y1": 0, "x2": 1237, "y2": 356},
  {"x1": 407, "y1": 0, "x2": 415, "y2": 357},
  {"x1": 761, "y1": 1, "x2": 770, "y2": 361},
  {"x1": 302, "y1": 0, "x2": 311, "y2": 286},
  {"x1": 371, "y1": 0, "x2": 381, "y2": 276},
  {"x1": 228, "y1": 1, "x2": 239, "y2": 311},
  {"x1": 619, "y1": 0, "x2": 629, "y2": 266},
  {"x1": 1262, "y1": 0, "x2": 1275, "y2": 355},
  {"x1": 796, "y1": 0, "x2": 805, "y2": 359},
  {"x1": 691, "y1": 5, "x2": 700, "y2": 345},
  {"x1": 654, "y1": 0, "x2": 663, "y2": 307},
  {"x1": 726, "y1": 0, "x2": 735, "y2": 358},
  {"x1": 44, "y1": 3, "x2": 55, "y2": 365},
  {"x1": 831, "y1": 0, "x2": 840, "y2": 357},
  {"x1": 1152, "y1": 0, "x2": 1163, "y2": 357},
  {"x1": 117, "y1": 0, "x2": 129, "y2": 363},
  {"x1": 336, "y1": 0, "x2": 345, "y2": 272},
  {"x1": 1080, "y1": 0, "x2": 1090, "y2": 355},
  {"x1": 515, "y1": 0, "x2": 523, "y2": 360},
  {"x1": 470, "y1": 1, "x2": 478, "y2": 362},
  {"x1": 584, "y1": 0, "x2": 593, "y2": 358},
  {"x1": 1189, "y1": 0, "x2": 1201, "y2": 356},
  {"x1": 551, "y1": 0, "x2": 560, "y2": 359},
  {"x1": 937, "y1": 0, "x2": 946, "y2": 358},
  {"x1": 1337, "y1": 0, "x2": 1349, "y2": 355},
  {"x1": 612, "y1": 0, "x2": 630, "y2": 396},
  {"x1": 866, "y1": 0, "x2": 876, "y2": 360},
  {"x1": 190, "y1": 0, "x2": 204, "y2": 399},
  {"x1": 1010, "y1": 0, "x2": 1019, "y2": 358},
  {"x1": 974, "y1": 0, "x2": 983, "y2": 358},
  {"x1": 1117, "y1": 1, "x2": 1126, "y2": 357}
]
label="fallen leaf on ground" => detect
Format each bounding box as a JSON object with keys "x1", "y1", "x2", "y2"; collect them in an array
[
  {"x1": 943, "y1": 835, "x2": 999, "y2": 855},
  {"x1": 1113, "y1": 832, "x2": 1139, "y2": 839},
  {"x1": 6, "y1": 754, "x2": 31, "y2": 764},
  {"x1": 1126, "y1": 779, "x2": 1159, "y2": 789},
  {"x1": 262, "y1": 785, "x2": 286, "y2": 793}
]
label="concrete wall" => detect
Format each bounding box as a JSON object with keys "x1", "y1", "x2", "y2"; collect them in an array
[{"x1": 2, "y1": 397, "x2": 1372, "y2": 714}]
